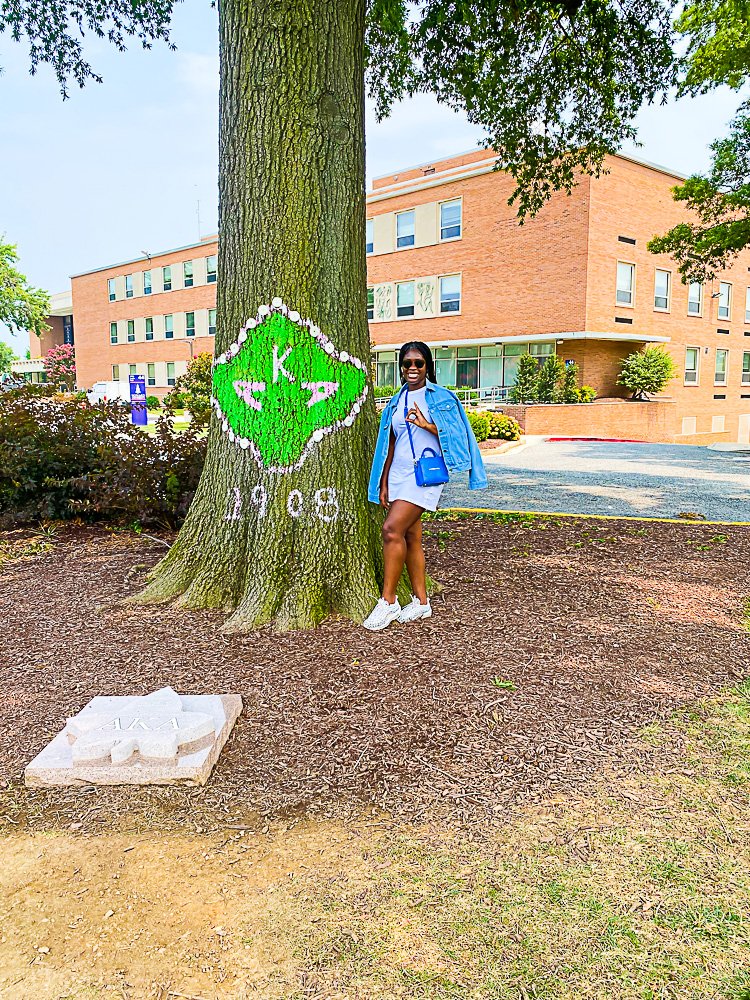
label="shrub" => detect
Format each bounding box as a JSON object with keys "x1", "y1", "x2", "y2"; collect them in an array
[
  {"x1": 165, "y1": 352, "x2": 212, "y2": 425},
  {"x1": 43, "y1": 343, "x2": 76, "y2": 390},
  {"x1": 486, "y1": 412, "x2": 521, "y2": 440},
  {"x1": 509, "y1": 353, "x2": 539, "y2": 403},
  {"x1": 146, "y1": 395, "x2": 161, "y2": 409},
  {"x1": 579, "y1": 385, "x2": 597, "y2": 402},
  {"x1": 467, "y1": 410, "x2": 490, "y2": 442},
  {"x1": 0, "y1": 386, "x2": 205, "y2": 529},
  {"x1": 617, "y1": 345, "x2": 677, "y2": 399},
  {"x1": 374, "y1": 384, "x2": 395, "y2": 399},
  {"x1": 536, "y1": 354, "x2": 566, "y2": 403},
  {"x1": 560, "y1": 362, "x2": 581, "y2": 403}
]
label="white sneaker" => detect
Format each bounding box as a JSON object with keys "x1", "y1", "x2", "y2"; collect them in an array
[
  {"x1": 397, "y1": 596, "x2": 432, "y2": 623},
  {"x1": 362, "y1": 598, "x2": 401, "y2": 631}
]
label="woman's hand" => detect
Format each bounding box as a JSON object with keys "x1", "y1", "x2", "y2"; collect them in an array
[
  {"x1": 407, "y1": 403, "x2": 438, "y2": 437},
  {"x1": 379, "y1": 483, "x2": 389, "y2": 508}
]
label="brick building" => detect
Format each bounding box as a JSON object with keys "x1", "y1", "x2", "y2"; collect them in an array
[{"x1": 49, "y1": 149, "x2": 750, "y2": 443}]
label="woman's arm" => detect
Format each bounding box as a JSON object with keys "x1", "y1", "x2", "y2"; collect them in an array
[
  {"x1": 407, "y1": 402, "x2": 439, "y2": 438},
  {"x1": 379, "y1": 429, "x2": 396, "y2": 507}
]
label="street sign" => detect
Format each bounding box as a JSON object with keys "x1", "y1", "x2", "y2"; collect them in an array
[{"x1": 129, "y1": 374, "x2": 148, "y2": 426}]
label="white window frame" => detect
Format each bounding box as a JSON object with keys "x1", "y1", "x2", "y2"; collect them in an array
[
  {"x1": 439, "y1": 274, "x2": 462, "y2": 314},
  {"x1": 127, "y1": 319, "x2": 135, "y2": 343},
  {"x1": 183, "y1": 261, "x2": 194, "y2": 288},
  {"x1": 162, "y1": 265, "x2": 172, "y2": 292},
  {"x1": 147, "y1": 363, "x2": 156, "y2": 387},
  {"x1": 684, "y1": 346, "x2": 700, "y2": 386},
  {"x1": 714, "y1": 348, "x2": 729, "y2": 386},
  {"x1": 718, "y1": 281, "x2": 732, "y2": 320},
  {"x1": 365, "y1": 219, "x2": 374, "y2": 255},
  {"x1": 186, "y1": 311, "x2": 196, "y2": 338},
  {"x1": 108, "y1": 278, "x2": 116, "y2": 302},
  {"x1": 745, "y1": 287, "x2": 750, "y2": 324},
  {"x1": 143, "y1": 270, "x2": 152, "y2": 295},
  {"x1": 439, "y1": 199, "x2": 462, "y2": 242},
  {"x1": 208, "y1": 308, "x2": 217, "y2": 336},
  {"x1": 110, "y1": 322, "x2": 118, "y2": 345},
  {"x1": 206, "y1": 256, "x2": 217, "y2": 283},
  {"x1": 654, "y1": 268, "x2": 671, "y2": 312},
  {"x1": 145, "y1": 317, "x2": 154, "y2": 341},
  {"x1": 395, "y1": 210, "x2": 416, "y2": 249},
  {"x1": 129, "y1": 364, "x2": 137, "y2": 376},
  {"x1": 616, "y1": 261, "x2": 635, "y2": 308},
  {"x1": 396, "y1": 281, "x2": 415, "y2": 317},
  {"x1": 112, "y1": 364, "x2": 120, "y2": 380},
  {"x1": 164, "y1": 313, "x2": 174, "y2": 339},
  {"x1": 688, "y1": 281, "x2": 702, "y2": 317},
  {"x1": 125, "y1": 274, "x2": 133, "y2": 299},
  {"x1": 742, "y1": 350, "x2": 750, "y2": 385},
  {"x1": 166, "y1": 362, "x2": 176, "y2": 387},
  {"x1": 366, "y1": 286, "x2": 374, "y2": 320}
]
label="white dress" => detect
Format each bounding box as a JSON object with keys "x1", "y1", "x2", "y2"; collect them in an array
[{"x1": 388, "y1": 387, "x2": 445, "y2": 512}]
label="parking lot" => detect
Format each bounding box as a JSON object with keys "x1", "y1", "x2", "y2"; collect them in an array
[{"x1": 443, "y1": 438, "x2": 750, "y2": 521}]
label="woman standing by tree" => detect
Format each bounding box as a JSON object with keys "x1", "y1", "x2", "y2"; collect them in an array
[{"x1": 364, "y1": 341, "x2": 487, "y2": 631}]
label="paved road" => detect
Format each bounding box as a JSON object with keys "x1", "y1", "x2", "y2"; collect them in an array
[{"x1": 442, "y1": 439, "x2": 750, "y2": 521}]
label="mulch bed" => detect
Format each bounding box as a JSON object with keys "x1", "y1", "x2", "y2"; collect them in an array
[{"x1": 1, "y1": 516, "x2": 749, "y2": 832}]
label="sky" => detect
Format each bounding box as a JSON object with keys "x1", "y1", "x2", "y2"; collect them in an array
[{"x1": 0, "y1": 1, "x2": 743, "y2": 354}]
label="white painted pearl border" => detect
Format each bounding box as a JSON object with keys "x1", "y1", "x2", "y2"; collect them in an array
[{"x1": 211, "y1": 298, "x2": 370, "y2": 474}]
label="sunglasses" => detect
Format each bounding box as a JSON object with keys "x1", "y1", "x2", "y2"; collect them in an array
[{"x1": 401, "y1": 359, "x2": 426, "y2": 369}]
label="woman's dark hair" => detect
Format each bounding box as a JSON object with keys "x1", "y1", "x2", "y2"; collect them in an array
[{"x1": 398, "y1": 341, "x2": 437, "y2": 384}]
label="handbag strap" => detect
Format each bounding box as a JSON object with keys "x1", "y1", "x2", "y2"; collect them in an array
[{"x1": 403, "y1": 388, "x2": 418, "y2": 464}]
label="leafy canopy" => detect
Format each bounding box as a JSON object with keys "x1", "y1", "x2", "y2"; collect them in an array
[
  {"x1": 43, "y1": 343, "x2": 76, "y2": 389},
  {"x1": 1, "y1": 0, "x2": 679, "y2": 216},
  {"x1": 648, "y1": 0, "x2": 750, "y2": 279},
  {"x1": 0, "y1": 241, "x2": 49, "y2": 338},
  {"x1": 617, "y1": 345, "x2": 677, "y2": 400},
  {"x1": 0, "y1": 341, "x2": 19, "y2": 376}
]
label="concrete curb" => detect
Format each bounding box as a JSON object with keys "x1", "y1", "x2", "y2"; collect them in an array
[{"x1": 439, "y1": 506, "x2": 750, "y2": 527}]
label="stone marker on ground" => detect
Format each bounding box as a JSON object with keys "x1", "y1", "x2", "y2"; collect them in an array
[{"x1": 24, "y1": 687, "x2": 242, "y2": 787}]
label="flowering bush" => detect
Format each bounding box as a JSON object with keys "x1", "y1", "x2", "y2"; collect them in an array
[
  {"x1": 0, "y1": 386, "x2": 205, "y2": 528},
  {"x1": 486, "y1": 412, "x2": 521, "y2": 440},
  {"x1": 43, "y1": 343, "x2": 76, "y2": 389}
]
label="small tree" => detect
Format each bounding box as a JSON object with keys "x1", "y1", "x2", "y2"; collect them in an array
[
  {"x1": 617, "y1": 345, "x2": 677, "y2": 399},
  {"x1": 165, "y1": 352, "x2": 213, "y2": 426},
  {"x1": 509, "y1": 354, "x2": 540, "y2": 404},
  {"x1": 0, "y1": 242, "x2": 49, "y2": 338},
  {"x1": 0, "y1": 341, "x2": 19, "y2": 377},
  {"x1": 43, "y1": 343, "x2": 76, "y2": 390},
  {"x1": 560, "y1": 362, "x2": 581, "y2": 403},
  {"x1": 536, "y1": 355, "x2": 566, "y2": 403}
]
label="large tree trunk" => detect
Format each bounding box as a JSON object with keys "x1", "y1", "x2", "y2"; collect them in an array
[{"x1": 137, "y1": 0, "x2": 387, "y2": 630}]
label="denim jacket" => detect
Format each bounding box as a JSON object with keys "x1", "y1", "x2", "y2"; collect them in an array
[{"x1": 368, "y1": 382, "x2": 488, "y2": 503}]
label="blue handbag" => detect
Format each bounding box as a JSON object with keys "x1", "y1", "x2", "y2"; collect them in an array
[{"x1": 404, "y1": 389, "x2": 450, "y2": 487}]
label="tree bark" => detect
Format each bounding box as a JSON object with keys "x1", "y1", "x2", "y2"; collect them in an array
[{"x1": 136, "y1": 0, "x2": 389, "y2": 630}]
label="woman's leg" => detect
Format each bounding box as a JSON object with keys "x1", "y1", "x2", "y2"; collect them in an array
[
  {"x1": 404, "y1": 518, "x2": 428, "y2": 604},
  {"x1": 381, "y1": 500, "x2": 424, "y2": 604}
]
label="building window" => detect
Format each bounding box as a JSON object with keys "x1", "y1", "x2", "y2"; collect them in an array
[
  {"x1": 183, "y1": 261, "x2": 194, "y2": 288},
  {"x1": 145, "y1": 317, "x2": 153, "y2": 341},
  {"x1": 688, "y1": 281, "x2": 702, "y2": 316},
  {"x1": 108, "y1": 278, "x2": 116, "y2": 302},
  {"x1": 209, "y1": 308, "x2": 216, "y2": 336},
  {"x1": 616, "y1": 262, "x2": 635, "y2": 306},
  {"x1": 440, "y1": 274, "x2": 461, "y2": 313},
  {"x1": 367, "y1": 287, "x2": 374, "y2": 321},
  {"x1": 375, "y1": 351, "x2": 397, "y2": 387},
  {"x1": 112, "y1": 364, "x2": 120, "y2": 380},
  {"x1": 366, "y1": 219, "x2": 373, "y2": 255},
  {"x1": 743, "y1": 351, "x2": 750, "y2": 385},
  {"x1": 715, "y1": 348, "x2": 728, "y2": 385},
  {"x1": 162, "y1": 265, "x2": 172, "y2": 292},
  {"x1": 396, "y1": 210, "x2": 415, "y2": 249},
  {"x1": 167, "y1": 362, "x2": 176, "y2": 387},
  {"x1": 654, "y1": 269, "x2": 670, "y2": 311},
  {"x1": 165, "y1": 314, "x2": 174, "y2": 339},
  {"x1": 718, "y1": 281, "x2": 731, "y2": 320},
  {"x1": 396, "y1": 281, "x2": 415, "y2": 317},
  {"x1": 110, "y1": 322, "x2": 118, "y2": 345},
  {"x1": 684, "y1": 347, "x2": 699, "y2": 385},
  {"x1": 143, "y1": 270, "x2": 152, "y2": 295},
  {"x1": 129, "y1": 364, "x2": 137, "y2": 376},
  {"x1": 440, "y1": 200, "x2": 462, "y2": 241},
  {"x1": 206, "y1": 255, "x2": 217, "y2": 283},
  {"x1": 147, "y1": 363, "x2": 156, "y2": 387},
  {"x1": 127, "y1": 320, "x2": 135, "y2": 343},
  {"x1": 745, "y1": 288, "x2": 750, "y2": 324},
  {"x1": 186, "y1": 311, "x2": 195, "y2": 337},
  {"x1": 125, "y1": 274, "x2": 133, "y2": 298}
]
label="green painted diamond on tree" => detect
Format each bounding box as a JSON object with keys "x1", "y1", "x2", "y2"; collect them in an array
[{"x1": 212, "y1": 299, "x2": 369, "y2": 472}]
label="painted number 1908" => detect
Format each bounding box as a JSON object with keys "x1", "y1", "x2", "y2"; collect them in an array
[{"x1": 224, "y1": 485, "x2": 340, "y2": 524}]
